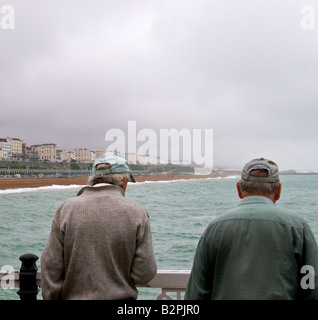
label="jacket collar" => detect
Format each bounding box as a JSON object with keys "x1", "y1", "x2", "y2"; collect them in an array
[
  {"x1": 76, "y1": 183, "x2": 125, "y2": 196},
  {"x1": 239, "y1": 195, "x2": 275, "y2": 206}
]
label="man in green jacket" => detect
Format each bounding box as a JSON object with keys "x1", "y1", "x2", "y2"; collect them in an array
[{"x1": 185, "y1": 158, "x2": 318, "y2": 300}]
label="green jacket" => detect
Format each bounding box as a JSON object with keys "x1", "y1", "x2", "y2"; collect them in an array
[{"x1": 185, "y1": 196, "x2": 318, "y2": 300}]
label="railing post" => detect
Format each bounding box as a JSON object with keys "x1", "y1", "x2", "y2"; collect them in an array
[{"x1": 17, "y1": 253, "x2": 39, "y2": 300}]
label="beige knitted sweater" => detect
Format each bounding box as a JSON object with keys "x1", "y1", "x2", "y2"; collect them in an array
[{"x1": 41, "y1": 183, "x2": 157, "y2": 300}]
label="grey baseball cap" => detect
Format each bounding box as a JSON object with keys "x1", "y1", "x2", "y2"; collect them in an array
[
  {"x1": 241, "y1": 158, "x2": 280, "y2": 183},
  {"x1": 92, "y1": 152, "x2": 136, "y2": 183}
]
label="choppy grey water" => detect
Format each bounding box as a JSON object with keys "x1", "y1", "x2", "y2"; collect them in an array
[{"x1": 1, "y1": 175, "x2": 318, "y2": 300}]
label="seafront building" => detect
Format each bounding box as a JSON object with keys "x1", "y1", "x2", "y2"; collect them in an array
[
  {"x1": 0, "y1": 136, "x2": 188, "y2": 168},
  {"x1": 72, "y1": 148, "x2": 91, "y2": 163},
  {"x1": 0, "y1": 136, "x2": 158, "y2": 165},
  {"x1": 60, "y1": 150, "x2": 72, "y2": 162},
  {"x1": 8, "y1": 138, "x2": 26, "y2": 160},
  {"x1": 126, "y1": 153, "x2": 158, "y2": 165},
  {"x1": 30, "y1": 144, "x2": 60, "y2": 162},
  {"x1": 0, "y1": 136, "x2": 107, "y2": 164},
  {"x1": 94, "y1": 151, "x2": 105, "y2": 160},
  {"x1": 0, "y1": 137, "x2": 26, "y2": 160},
  {"x1": 0, "y1": 138, "x2": 9, "y2": 159}
]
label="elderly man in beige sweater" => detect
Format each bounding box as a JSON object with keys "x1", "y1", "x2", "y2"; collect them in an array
[{"x1": 41, "y1": 152, "x2": 157, "y2": 300}]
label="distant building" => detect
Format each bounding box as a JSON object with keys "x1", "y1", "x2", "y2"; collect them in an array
[
  {"x1": 73, "y1": 148, "x2": 91, "y2": 163},
  {"x1": 60, "y1": 150, "x2": 72, "y2": 162},
  {"x1": 126, "y1": 153, "x2": 137, "y2": 164},
  {"x1": 94, "y1": 151, "x2": 105, "y2": 159},
  {"x1": 31, "y1": 144, "x2": 59, "y2": 161},
  {"x1": 6, "y1": 137, "x2": 26, "y2": 160},
  {"x1": 56, "y1": 148, "x2": 62, "y2": 162},
  {"x1": 139, "y1": 154, "x2": 158, "y2": 165},
  {"x1": 27, "y1": 146, "x2": 38, "y2": 161},
  {"x1": 126, "y1": 153, "x2": 158, "y2": 165},
  {"x1": 0, "y1": 138, "x2": 10, "y2": 159},
  {"x1": 89, "y1": 151, "x2": 106, "y2": 163},
  {"x1": 90, "y1": 151, "x2": 96, "y2": 162},
  {"x1": 1, "y1": 136, "x2": 158, "y2": 165}
]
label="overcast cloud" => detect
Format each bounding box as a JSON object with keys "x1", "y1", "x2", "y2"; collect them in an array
[{"x1": 0, "y1": 0, "x2": 317, "y2": 171}]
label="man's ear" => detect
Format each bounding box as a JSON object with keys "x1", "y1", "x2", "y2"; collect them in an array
[
  {"x1": 274, "y1": 183, "x2": 282, "y2": 202},
  {"x1": 236, "y1": 182, "x2": 244, "y2": 199},
  {"x1": 121, "y1": 177, "x2": 129, "y2": 192}
]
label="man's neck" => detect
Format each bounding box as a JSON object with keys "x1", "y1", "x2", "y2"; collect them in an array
[{"x1": 242, "y1": 193, "x2": 277, "y2": 203}]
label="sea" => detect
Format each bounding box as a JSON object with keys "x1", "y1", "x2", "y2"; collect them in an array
[{"x1": 0, "y1": 174, "x2": 318, "y2": 300}]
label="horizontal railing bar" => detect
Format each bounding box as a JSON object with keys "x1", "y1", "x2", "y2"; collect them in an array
[{"x1": 0, "y1": 270, "x2": 191, "y2": 290}]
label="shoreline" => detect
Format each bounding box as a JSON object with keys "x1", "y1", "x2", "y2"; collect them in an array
[{"x1": 0, "y1": 173, "x2": 237, "y2": 191}]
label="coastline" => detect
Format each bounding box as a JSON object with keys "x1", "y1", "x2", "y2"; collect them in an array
[{"x1": 0, "y1": 173, "x2": 236, "y2": 191}]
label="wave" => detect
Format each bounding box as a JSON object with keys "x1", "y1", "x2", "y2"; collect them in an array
[
  {"x1": 130, "y1": 175, "x2": 239, "y2": 185},
  {"x1": 0, "y1": 176, "x2": 240, "y2": 194},
  {"x1": 0, "y1": 184, "x2": 85, "y2": 195},
  {"x1": 219, "y1": 175, "x2": 240, "y2": 179}
]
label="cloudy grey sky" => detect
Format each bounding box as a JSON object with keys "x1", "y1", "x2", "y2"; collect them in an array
[{"x1": 1, "y1": 0, "x2": 317, "y2": 171}]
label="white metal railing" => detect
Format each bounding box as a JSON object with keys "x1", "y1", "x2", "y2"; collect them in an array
[{"x1": 0, "y1": 270, "x2": 190, "y2": 300}]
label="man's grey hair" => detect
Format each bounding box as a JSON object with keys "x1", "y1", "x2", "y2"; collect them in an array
[
  {"x1": 87, "y1": 163, "x2": 130, "y2": 187},
  {"x1": 239, "y1": 169, "x2": 280, "y2": 196}
]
